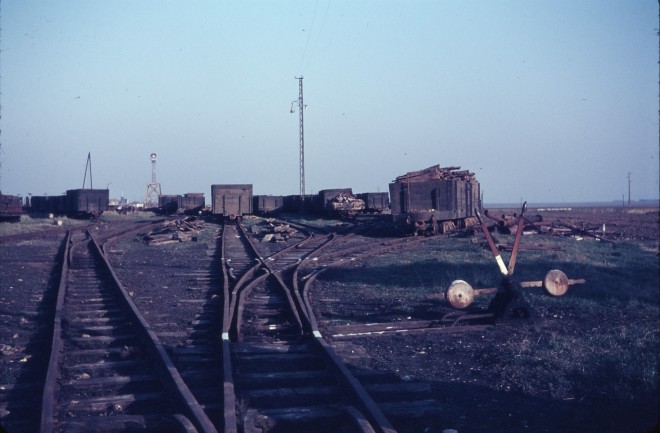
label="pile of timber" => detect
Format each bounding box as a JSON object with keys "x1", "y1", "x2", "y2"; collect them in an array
[
  {"x1": 142, "y1": 216, "x2": 204, "y2": 245},
  {"x1": 394, "y1": 164, "x2": 476, "y2": 183},
  {"x1": 253, "y1": 219, "x2": 298, "y2": 242},
  {"x1": 328, "y1": 193, "x2": 365, "y2": 212}
]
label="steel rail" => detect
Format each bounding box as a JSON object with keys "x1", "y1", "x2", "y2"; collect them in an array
[
  {"x1": 219, "y1": 223, "x2": 238, "y2": 433},
  {"x1": 39, "y1": 229, "x2": 218, "y2": 433},
  {"x1": 39, "y1": 230, "x2": 71, "y2": 433},
  {"x1": 242, "y1": 222, "x2": 397, "y2": 433},
  {"x1": 224, "y1": 220, "x2": 390, "y2": 432},
  {"x1": 87, "y1": 230, "x2": 218, "y2": 433},
  {"x1": 234, "y1": 222, "x2": 306, "y2": 333},
  {"x1": 301, "y1": 270, "x2": 397, "y2": 433}
]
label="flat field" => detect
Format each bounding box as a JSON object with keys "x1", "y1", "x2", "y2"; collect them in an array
[{"x1": 312, "y1": 206, "x2": 659, "y2": 433}]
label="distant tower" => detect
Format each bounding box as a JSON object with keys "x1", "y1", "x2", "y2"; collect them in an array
[
  {"x1": 291, "y1": 76, "x2": 305, "y2": 200},
  {"x1": 145, "y1": 153, "x2": 161, "y2": 207}
]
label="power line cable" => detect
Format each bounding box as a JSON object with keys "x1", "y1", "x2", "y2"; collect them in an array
[{"x1": 297, "y1": 0, "x2": 319, "y2": 73}]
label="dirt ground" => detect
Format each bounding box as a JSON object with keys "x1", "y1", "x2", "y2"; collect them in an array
[
  {"x1": 0, "y1": 209, "x2": 660, "y2": 433},
  {"x1": 312, "y1": 207, "x2": 660, "y2": 433}
]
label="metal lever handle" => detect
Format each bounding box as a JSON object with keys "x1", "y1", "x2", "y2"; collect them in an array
[{"x1": 476, "y1": 209, "x2": 508, "y2": 276}]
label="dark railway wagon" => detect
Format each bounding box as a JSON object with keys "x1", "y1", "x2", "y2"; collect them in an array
[
  {"x1": 282, "y1": 194, "x2": 317, "y2": 212},
  {"x1": 253, "y1": 195, "x2": 284, "y2": 214},
  {"x1": 0, "y1": 193, "x2": 24, "y2": 221},
  {"x1": 389, "y1": 165, "x2": 481, "y2": 235},
  {"x1": 66, "y1": 189, "x2": 109, "y2": 217},
  {"x1": 30, "y1": 195, "x2": 67, "y2": 215},
  {"x1": 357, "y1": 192, "x2": 390, "y2": 213},
  {"x1": 211, "y1": 184, "x2": 252, "y2": 219},
  {"x1": 158, "y1": 194, "x2": 179, "y2": 214},
  {"x1": 178, "y1": 193, "x2": 205, "y2": 211}
]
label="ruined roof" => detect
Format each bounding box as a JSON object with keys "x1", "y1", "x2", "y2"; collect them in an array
[{"x1": 393, "y1": 164, "x2": 476, "y2": 183}]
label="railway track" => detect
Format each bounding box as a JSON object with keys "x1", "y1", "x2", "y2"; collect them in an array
[
  {"x1": 3, "y1": 216, "x2": 459, "y2": 432},
  {"x1": 40, "y1": 229, "x2": 216, "y2": 433},
  {"x1": 221, "y1": 221, "x2": 397, "y2": 433}
]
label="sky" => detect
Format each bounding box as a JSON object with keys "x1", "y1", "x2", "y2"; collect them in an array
[{"x1": 1, "y1": 1, "x2": 658, "y2": 205}]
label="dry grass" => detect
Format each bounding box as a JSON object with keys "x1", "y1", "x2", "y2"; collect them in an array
[{"x1": 320, "y1": 230, "x2": 659, "y2": 404}]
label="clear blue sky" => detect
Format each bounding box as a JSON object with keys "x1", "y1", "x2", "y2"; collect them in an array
[{"x1": 1, "y1": 1, "x2": 658, "y2": 204}]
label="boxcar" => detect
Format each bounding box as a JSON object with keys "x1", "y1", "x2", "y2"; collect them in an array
[
  {"x1": 158, "y1": 195, "x2": 179, "y2": 214},
  {"x1": 0, "y1": 193, "x2": 24, "y2": 221},
  {"x1": 389, "y1": 165, "x2": 481, "y2": 235},
  {"x1": 253, "y1": 195, "x2": 284, "y2": 214},
  {"x1": 30, "y1": 195, "x2": 67, "y2": 215},
  {"x1": 282, "y1": 194, "x2": 318, "y2": 213},
  {"x1": 66, "y1": 189, "x2": 109, "y2": 217},
  {"x1": 211, "y1": 184, "x2": 252, "y2": 219},
  {"x1": 357, "y1": 192, "x2": 390, "y2": 213},
  {"x1": 178, "y1": 193, "x2": 205, "y2": 211}
]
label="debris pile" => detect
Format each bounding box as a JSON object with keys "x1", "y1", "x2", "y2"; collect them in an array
[
  {"x1": 327, "y1": 193, "x2": 365, "y2": 213},
  {"x1": 141, "y1": 216, "x2": 203, "y2": 245},
  {"x1": 251, "y1": 219, "x2": 298, "y2": 242},
  {"x1": 483, "y1": 209, "x2": 614, "y2": 242},
  {"x1": 394, "y1": 165, "x2": 476, "y2": 183}
]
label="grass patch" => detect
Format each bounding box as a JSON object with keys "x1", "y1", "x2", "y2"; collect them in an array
[
  {"x1": 0, "y1": 214, "x2": 88, "y2": 236},
  {"x1": 318, "y1": 233, "x2": 659, "y2": 404}
]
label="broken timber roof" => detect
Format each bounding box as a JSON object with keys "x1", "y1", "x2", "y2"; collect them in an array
[{"x1": 394, "y1": 164, "x2": 476, "y2": 183}]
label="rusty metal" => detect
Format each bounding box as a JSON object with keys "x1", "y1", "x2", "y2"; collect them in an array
[
  {"x1": 555, "y1": 221, "x2": 614, "y2": 243},
  {"x1": 476, "y1": 209, "x2": 508, "y2": 275},
  {"x1": 507, "y1": 202, "x2": 527, "y2": 275},
  {"x1": 389, "y1": 164, "x2": 481, "y2": 236},
  {"x1": 211, "y1": 184, "x2": 253, "y2": 219},
  {"x1": 40, "y1": 231, "x2": 218, "y2": 433},
  {"x1": 225, "y1": 221, "x2": 398, "y2": 433},
  {"x1": 449, "y1": 203, "x2": 587, "y2": 320},
  {"x1": 484, "y1": 208, "x2": 545, "y2": 235},
  {"x1": 430, "y1": 270, "x2": 586, "y2": 309}
]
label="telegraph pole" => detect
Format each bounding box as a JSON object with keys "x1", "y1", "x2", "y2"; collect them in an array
[
  {"x1": 627, "y1": 172, "x2": 631, "y2": 207},
  {"x1": 292, "y1": 76, "x2": 305, "y2": 200}
]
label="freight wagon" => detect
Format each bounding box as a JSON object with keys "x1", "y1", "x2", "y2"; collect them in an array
[
  {"x1": 66, "y1": 189, "x2": 109, "y2": 217},
  {"x1": 211, "y1": 184, "x2": 252, "y2": 219},
  {"x1": 0, "y1": 192, "x2": 24, "y2": 221},
  {"x1": 389, "y1": 165, "x2": 481, "y2": 235},
  {"x1": 178, "y1": 193, "x2": 205, "y2": 212},
  {"x1": 158, "y1": 195, "x2": 179, "y2": 214},
  {"x1": 253, "y1": 195, "x2": 285, "y2": 215},
  {"x1": 283, "y1": 194, "x2": 320, "y2": 213},
  {"x1": 357, "y1": 192, "x2": 390, "y2": 213},
  {"x1": 29, "y1": 195, "x2": 67, "y2": 215}
]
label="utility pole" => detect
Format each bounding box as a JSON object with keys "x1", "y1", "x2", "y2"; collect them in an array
[
  {"x1": 145, "y1": 153, "x2": 161, "y2": 207},
  {"x1": 82, "y1": 152, "x2": 93, "y2": 189},
  {"x1": 627, "y1": 172, "x2": 631, "y2": 207},
  {"x1": 291, "y1": 77, "x2": 305, "y2": 201}
]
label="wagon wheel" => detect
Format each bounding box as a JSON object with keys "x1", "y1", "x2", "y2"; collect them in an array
[
  {"x1": 544, "y1": 269, "x2": 570, "y2": 296},
  {"x1": 446, "y1": 280, "x2": 475, "y2": 309}
]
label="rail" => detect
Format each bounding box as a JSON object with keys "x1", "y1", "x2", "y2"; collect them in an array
[{"x1": 38, "y1": 229, "x2": 218, "y2": 433}]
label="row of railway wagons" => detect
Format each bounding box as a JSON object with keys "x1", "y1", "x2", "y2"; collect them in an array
[
  {"x1": 2, "y1": 164, "x2": 481, "y2": 234},
  {"x1": 253, "y1": 190, "x2": 389, "y2": 217},
  {"x1": 210, "y1": 185, "x2": 390, "y2": 219},
  {"x1": 209, "y1": 165, "x2": 482, "y2": 235},
  {"x1": 157, "y1": 193, "x2": 206, "y2": 214},
  {"x1": 27, "y1": 189, "x2": 110, "y2": 218}
]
